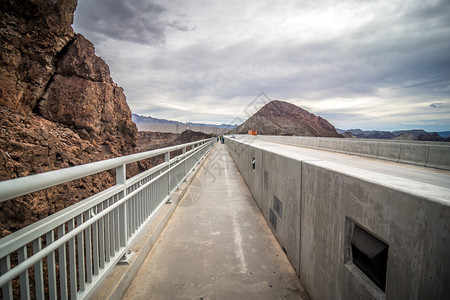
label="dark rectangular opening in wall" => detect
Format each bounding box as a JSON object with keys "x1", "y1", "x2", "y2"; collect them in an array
[
  {"x1": 351, "y1": 225, "x2": 388, "y2": 291},
  {"x1": 264, "y1": 170, "x2": 268, "y2": 190},
  {"x1": 252, "y1": 157, "x2": 256, "y2": 171},
  {"x1": 273, "y1": 196, "x2": 282, "y2": 219},
  {"x1": 269, "y1": 209, "x2": 277, "y2": 230}
]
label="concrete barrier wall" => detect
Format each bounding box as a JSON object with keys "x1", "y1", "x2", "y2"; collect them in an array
[
  {"x1": 246, "y1": 135, "x2": 450, "y2": 170},
  {"x1": 226, "y1": 137, "x2": 450, "y2": 300}
]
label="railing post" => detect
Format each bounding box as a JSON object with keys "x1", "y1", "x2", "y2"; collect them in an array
[
  {"x1": 0, "y1": 255, "x2": 13, "y2": 299},
  {"x1": 183, "y1": 147, "x2": 187, "y2": 180},
  {"x1": 0, "y1": 138, "x2": 214, "y2": 297},
  {"x1": 116, "y1": 165, "x2": 127, "y2": 248},
  {"x1": 165, "y1": 151, "x2": 170, "y2": 195}
]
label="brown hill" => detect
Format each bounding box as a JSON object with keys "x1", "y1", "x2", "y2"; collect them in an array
[
  {"x1": 0, "y1": 0, "x2": 138, "y2": 237},
  {"x1": 136, "y1": 130, "x2": 212, "y2": 174},
  {"x1": 138, "y1": 130, "x2": 212, "y2": 152},
  {"x1": 233, "y1": 100, "x2": 342, "y2": 137}
]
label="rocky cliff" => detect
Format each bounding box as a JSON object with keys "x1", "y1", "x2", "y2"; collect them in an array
[
  {"x1": 233, "y1": 100, "x2": 342, "y2": 137},
  {"x1": 0, "y1": 0, "x2": 138, "y2": 237}
]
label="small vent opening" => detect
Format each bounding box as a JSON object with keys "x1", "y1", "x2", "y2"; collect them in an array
[
  {"x1": 351, "y1": 225, "x2": 388, "y2": 291},
  {"x1": 252, "y1": 157, "x2": 256, "y2": 171},
  {"x1": 264, "y1": 170, "x2": 268, "y2": 190},
  {"x1": 269, "y1": 209, "x2": 277, "y2": 230},
  {"x1": 273, "y1": 196, "x2": 282, "y2": 219}
]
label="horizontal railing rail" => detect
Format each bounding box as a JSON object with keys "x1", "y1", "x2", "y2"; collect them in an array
[
  {"x1": 0, "y1": 138, "x2": 214, "y2": 300},
  {"x1": 0, "y1": 139, "x2": 212, "y2": 203}
]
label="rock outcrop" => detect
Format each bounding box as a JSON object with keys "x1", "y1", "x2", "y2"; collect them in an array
[
  {"x1": 0, "y1": 0, "x2": 76, "y2": 113},
  {"x1": 0, "y1": 0, "x2": 138, "y2": 237},
  {"x1": 233, "y1": 100, "x2": 342, "y2": 137},
  {"x1": 39, "y1": 34, "x2": 138, "y2": 155}
]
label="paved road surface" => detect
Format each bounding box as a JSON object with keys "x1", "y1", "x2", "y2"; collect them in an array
[{"x1": 236, "y1": 136, "x2": 450, "y2": 189}]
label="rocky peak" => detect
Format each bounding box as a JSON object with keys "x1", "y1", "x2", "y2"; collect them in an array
[
  {"x1": 234, "y1": 100, "x2": 342, "y2": 137},
  {"x1": 255, "y1": 100, "x2": 316, "y2": 119}
]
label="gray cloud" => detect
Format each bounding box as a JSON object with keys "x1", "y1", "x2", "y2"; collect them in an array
[
  {"x1": 430, "y1": 103, "x2": 444, "y2": 108},
  {"x1": 74, "y1": 0, "x2": 192, "y2": 44},
  {"x1": 73, "y1": 0, "x2": 450, "y2": 131}
]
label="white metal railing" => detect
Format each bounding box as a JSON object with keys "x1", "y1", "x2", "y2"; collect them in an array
[{"x1": 0, "y1": 138, "x2": 214, "y2": 299}]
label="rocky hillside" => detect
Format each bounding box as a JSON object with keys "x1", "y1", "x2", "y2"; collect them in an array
[
  {"x1": 133, "y1": 113, "x2": 236, "y2": 134},
  {"x1": 0, "y1": 0, "x2": 138, "y2": 237},
  {"x1": 138, "y1": 130, "x2": 212, "y2": 152},
  {"x1": 338, "y1": 129, "x2": 449, "y2": 142},
  {"x1": 136, "y1": 130, "x2": 212, "y2": 172},
  {"x1": 233, "y1": 100, "x2": 342, "y2": 137}
]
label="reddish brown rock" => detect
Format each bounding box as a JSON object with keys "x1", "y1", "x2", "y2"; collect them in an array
[
  {"x1": 0, "y1": 107, "x2": 119, "y2": 237},
  {"x1": 0, "y1": 0, "x2": 77, "y2": 113},
  {"x1": 39, "y1": 34, "x2": 138, "y2": 153},
  {"x1": 57, "y1": 34, "x2": 112, "y2": 83},
  {"x1": 138, "y1": 130, "x2": 212, "y2": 152},
  {"x1": 233, "y1": 100, "x2": 342, "y2": 137},
  {"x1": 136, "y1": 130, "x2": 212, "y2": 171},
  {"x1": 39, "y1": 34, "x2": 138, "y2": 154},
  {"x1": 0, "y1": 1, "x2": 139, "y2": 238}
]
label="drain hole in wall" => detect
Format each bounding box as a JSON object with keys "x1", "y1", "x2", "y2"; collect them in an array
[
  {"x1": 273, "y1": 196, "x2": 282, "y2": 219},
  {"x1": 269, "y1": 209, "x2": 277, "y2": 230},
  {"x1": 264, "y1": 170, "x2": 268, "y2": 190},
  {"x1": 351, "y1": 224, "x2": 388, "y2": 291}
]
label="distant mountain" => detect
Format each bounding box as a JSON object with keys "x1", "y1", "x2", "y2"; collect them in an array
[
  {"x1": 438, "y1": 131, "x2": 450, "y2": 138},
  {"x1": 132, "y1": 113, "x2": 237, "y2": 134},
  {"x1": 336, "y1": 129, "x2": 395, "y2": 139},
  {"x1": 232, "y1": 100, "x2": 342, "y2": 137},
  {"x1": 185, "y1": 121, "x2": 235, "y2": 129},
  {"x1": 337, "y1": 128, "x2": 449, "y2": 142},
  {"x1": 132, "y1": 113, "x2": 183, "y2": 126}
]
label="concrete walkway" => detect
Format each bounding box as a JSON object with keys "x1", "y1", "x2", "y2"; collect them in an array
[{"x1": 123, "y1": 143, "x2": 309, "y2": 299}]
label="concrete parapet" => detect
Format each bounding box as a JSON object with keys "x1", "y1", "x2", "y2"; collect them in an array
[
  {"x1": 249, "y1": 135, "x2": 450, "y2": 170},
  {"x1": 377, "y1": 142, "x2": 401, "y2": 162},
  {"x1": 226, "y1": 137, "x2": 450, "y2": 300},
  {"x1": 398, "y1": 143, "x2": 429, "y2": 166},
  {"x1": 427, "y1": 145, "x2": 450, "y2": 169}
]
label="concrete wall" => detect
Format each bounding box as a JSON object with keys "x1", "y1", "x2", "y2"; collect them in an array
[
  {"x1": 226, "y1": 137, "x2": 450, "y2": 300},
  {"x1": 246, "y1": 135, "x2": 450, "y2": 170}
]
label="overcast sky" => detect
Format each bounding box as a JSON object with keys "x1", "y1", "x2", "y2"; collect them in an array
[{"x1": 73, "y1": 0, "x2": 450, "y2": 131}]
